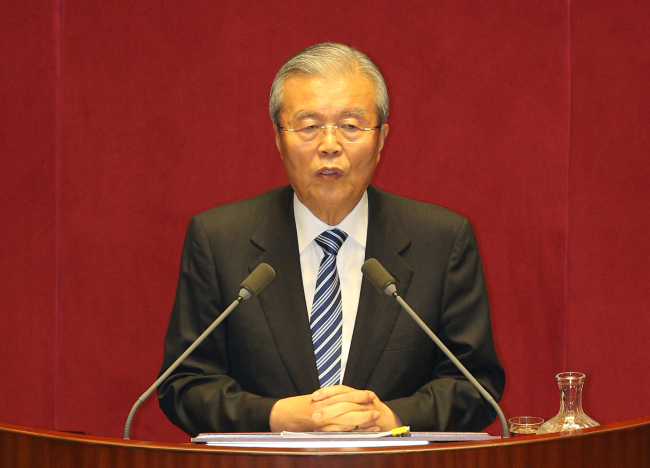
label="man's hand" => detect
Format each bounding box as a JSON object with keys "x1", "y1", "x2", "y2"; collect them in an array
[
  {"x1": 312, "y1": 385, "x2": 402, "y2": 432},
  {"x1": 269, "y1": 385, "x2": 401, "y2": 432}
]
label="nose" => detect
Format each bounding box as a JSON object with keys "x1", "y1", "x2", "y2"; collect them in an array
[{"x1": 318, "y1": 126, "x2": 341, "y2": 156}]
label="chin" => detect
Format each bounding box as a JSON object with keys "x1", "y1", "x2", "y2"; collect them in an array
[{"x1": 313, "y1": 186, "x2": 350, "y2": 204}]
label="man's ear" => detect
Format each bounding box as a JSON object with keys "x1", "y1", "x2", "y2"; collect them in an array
[
  {"x1": 274, "y1": 125, "x2": 283, "y2": 156},
  {"x1": 377, "y1": 123, "x2": 389, "y2": 153}
]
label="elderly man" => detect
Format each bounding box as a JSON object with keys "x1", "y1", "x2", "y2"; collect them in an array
[{"x1": 158, "y1": 43, "x2": 505, "y2": 435}]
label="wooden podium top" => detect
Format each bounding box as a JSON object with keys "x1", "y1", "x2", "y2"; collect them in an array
[{"x1": 2, "y1": 416, "x2": 649, "y2": 467}]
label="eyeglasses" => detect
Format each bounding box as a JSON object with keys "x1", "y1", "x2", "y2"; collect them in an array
[{"x1": 277, "y1": 122, "x2": 382, "y2": 143}]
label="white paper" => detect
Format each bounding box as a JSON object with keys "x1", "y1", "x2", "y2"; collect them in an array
[
  {"x1": 203, "y1": 440, "x2": 429, "y2": 448},
  {"x1": 192, "y1": 431, "x2": 499, "y2": 449}
]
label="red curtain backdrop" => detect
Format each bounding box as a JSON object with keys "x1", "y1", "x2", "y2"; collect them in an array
[
  {"x1": 0, "y1": 0, "x2": 59, "y2": 430},
  {"x1": 567, "y1": 0, "x2": 650, "y2": 424},
  {"x1": 1, "y1": 0, "x2": 648, "y2": 442}
]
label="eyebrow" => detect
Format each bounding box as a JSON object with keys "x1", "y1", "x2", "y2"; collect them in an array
[
  {"x1": 341, "y1": 108, "x2": 368, "y2": 119},
  {"x1": 293, "y1": 108, "x2": 369, "y2": 121},
  {"x1": 294, "y1": 110, "x2": 320, "y2": 121}
]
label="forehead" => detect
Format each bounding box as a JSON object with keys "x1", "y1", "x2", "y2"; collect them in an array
[{"x1": 280, "y1": 73, "x2": 377, "y2": 120}]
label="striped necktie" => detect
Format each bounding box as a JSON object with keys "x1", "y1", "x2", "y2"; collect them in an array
[{"x1": 310, "y1": 228, "x2": 348, "y2": 388}]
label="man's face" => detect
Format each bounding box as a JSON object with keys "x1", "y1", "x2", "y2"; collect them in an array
[{"x1": 275, "y1": 73, "x2": 388, "y2": 224}]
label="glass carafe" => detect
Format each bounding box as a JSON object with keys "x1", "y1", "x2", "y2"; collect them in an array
[{"x1": 537, "y1": 372, "x2": 600, "y2": 434}]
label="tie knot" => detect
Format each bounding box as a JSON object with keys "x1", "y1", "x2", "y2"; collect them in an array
[{"x1": 315, "y1": 228, "x2": 348, "y2": 256}]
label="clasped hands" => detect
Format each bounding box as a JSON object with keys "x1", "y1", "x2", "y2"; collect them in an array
[{"x1": 269, "y1": 385, "x2": 401, "y2": 432}]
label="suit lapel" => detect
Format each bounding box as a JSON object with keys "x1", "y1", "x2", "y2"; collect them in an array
[
  {"x1": 343, "y1": 186, "x2": 413, "y2": 390},
  {"x1": 249, "y1": 187, "x2": 320, "y2": 395},
  {"x1": 248, "y1": 186, "x2": 413, "y2": 394}
]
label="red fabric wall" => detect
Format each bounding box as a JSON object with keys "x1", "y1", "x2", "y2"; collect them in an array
[
  {"x1": 0, "y1": 0, "x2": 59, "y2": 430},
  {"x1": 1, "y1": 1, "x2": 647, "y2": 442},
  {"x1": 567, "y1": 0, "x2": 650, "y2": 424}
]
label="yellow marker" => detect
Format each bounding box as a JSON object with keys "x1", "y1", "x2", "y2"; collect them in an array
[{"x1": 391, "y1": 426, "x2": 410, "y2": 436}]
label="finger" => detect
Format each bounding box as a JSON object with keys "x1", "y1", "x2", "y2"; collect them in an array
[
  {"x1": 314, "y1": 418, "x2": 378, "y2": 432},
  {"x1": 316, "y1": 389, "x2": 377, "y2": 408},
  {"x1": 353, "y1": 426, "x2": 381, "y2": 432},
  {"x1": 313, "y1": 402, "x2": 376, "y2": 422},
  {"x1": 356, "y1": 419, "x2": 380, "y2": 429},
  {"x1": 314, "y1": 409, "x2": 381, "y2": 430},
  {"x1": 314, "y1": 424, "x2": 350, "y2": 432},
  {"x1": 315, "y1": 424, "x2": 380, "y2": 432},
  {"x1": 311, "y1": 385, "x2": 356, "y2": 401}
]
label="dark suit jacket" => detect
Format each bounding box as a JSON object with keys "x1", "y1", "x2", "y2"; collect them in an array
[{"x1": 158, "y1": 185, "x2": 505, "y2": 436}]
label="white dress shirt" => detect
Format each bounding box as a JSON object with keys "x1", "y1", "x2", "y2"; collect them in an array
[{"x1": 293, "y1": 191, "x2": 368, "y2": 383}]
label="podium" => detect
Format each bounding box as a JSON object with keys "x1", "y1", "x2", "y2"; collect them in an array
[{"x1": 1, "y1": 416, "x2": 649, "y2": 467}]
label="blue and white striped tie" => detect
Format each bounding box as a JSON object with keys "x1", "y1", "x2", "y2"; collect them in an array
[{"x1": 310, "y1": 228, "x2": 348, "y2": 388}]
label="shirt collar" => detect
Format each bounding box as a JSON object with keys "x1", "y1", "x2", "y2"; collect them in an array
[{"x1": 294, "y1": 191, "x2": 368, "y2": 253}]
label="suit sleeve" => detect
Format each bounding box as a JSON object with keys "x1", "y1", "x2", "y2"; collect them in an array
[
  {"x1": 157, "y1": 216, "x2": 278, "y2": 436},
  {"x1": 385, "y1": 219, "x2": 505, "y2": 431}
]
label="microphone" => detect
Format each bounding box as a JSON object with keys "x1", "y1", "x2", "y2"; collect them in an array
[
  {"x1": 240, "y1": 263, "x2": 275, "y2": 299},
  {"x1": 361, "y1": 258, "x2": 508, "y2": 438},
  {"x1": 123, "y1": 263, "x2": 276, "y2": 439}
]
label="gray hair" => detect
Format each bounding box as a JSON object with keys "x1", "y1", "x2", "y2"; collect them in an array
[{"x1": 269, "y1": 43, "x2": 389, "y2": 126}]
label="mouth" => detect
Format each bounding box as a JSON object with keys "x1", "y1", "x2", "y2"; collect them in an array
[{"x1": 317, "y1": 167, "x2": 343, "y2": 180}]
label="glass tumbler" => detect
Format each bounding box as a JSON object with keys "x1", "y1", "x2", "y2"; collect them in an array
[{"x1": 508, "y1": 416, "x2": 544, "y2": 437}]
